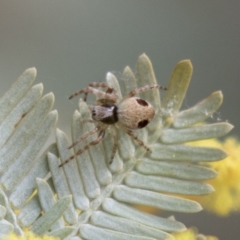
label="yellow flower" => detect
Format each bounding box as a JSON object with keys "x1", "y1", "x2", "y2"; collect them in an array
[
  {"x1": 167, "y1": 227, "x2": 218, "y2": 240},
  {"x1": 2, "y1": 232, "x2": 59, "y2": 240},
  {"x1": 190, "y1": 137, "x2": 240, "y2": 216}
]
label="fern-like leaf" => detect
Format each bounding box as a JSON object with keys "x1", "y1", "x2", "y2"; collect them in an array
[{"x1": 0, "y1": 55, "x2": 233, "y2": 240}]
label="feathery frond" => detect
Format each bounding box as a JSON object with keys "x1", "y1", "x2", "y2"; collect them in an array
[{"x1": 0, "y1": 55, "x2": 232, "y2": 239}]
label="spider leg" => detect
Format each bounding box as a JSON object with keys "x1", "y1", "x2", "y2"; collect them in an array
[
  {"x1": 59, "y1": 129, "x2": 105, "y2": 167},
  {"x1": 68, "y1": 127, "x2": 99, "y2": 149},
  {"x1": 109, "y1": 127, "x2": 118, "y2": 164},
  {"x1": 96, "y1": 98, "x2": 116, "y2": 105},
  {"x1": 69, "y1": 82, "x2": 118, "y2": 101},
  {"x1": 122, "y1": 84, "x2": 167, "y2": 100},
  {"x1": 125, "y1": 129, "x2": 151, "y2": 153},
  {"x1": 88, "y1": 82, "x2": 116, "y2": 95},
  {"x1": 82, "y1": 119, "x2": 95, "y2": 124}
]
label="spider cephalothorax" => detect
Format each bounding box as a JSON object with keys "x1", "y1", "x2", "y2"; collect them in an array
[{"x1": 59, "y1": 82, "x2": 166, "y2": 167}]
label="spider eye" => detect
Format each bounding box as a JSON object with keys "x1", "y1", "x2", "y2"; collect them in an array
[
  {"x1": 138, "y1": 119, "x2": 149, "y2": 128},
  {"x1": 136, "y1": 99, "x2": 148, "y2": 106}
]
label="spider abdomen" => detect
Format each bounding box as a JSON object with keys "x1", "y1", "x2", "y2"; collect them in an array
[{"x1": 117, "y1": 97, "x2": 155, "y2": 130}]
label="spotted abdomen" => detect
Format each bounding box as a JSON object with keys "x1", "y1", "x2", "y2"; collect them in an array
[{"x1": 117, "y1": 97, "x2": 155, "y2": 130}]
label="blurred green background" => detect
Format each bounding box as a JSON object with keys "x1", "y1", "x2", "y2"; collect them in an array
[{"x1": 0, "y1": 1, "x2": 239, "y2": 239}]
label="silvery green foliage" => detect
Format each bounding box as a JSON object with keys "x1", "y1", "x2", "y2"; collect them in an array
[
  {"x1": 0, "y1": 55, "x2": 232, "y2": 240},
  {"x1": 0, "y1": 68, "x2": 61, "y2": 238}
]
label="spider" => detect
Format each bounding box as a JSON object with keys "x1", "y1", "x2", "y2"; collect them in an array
[{"x1": 59, "y1": 82, "x2": 166, "y2": 167}]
